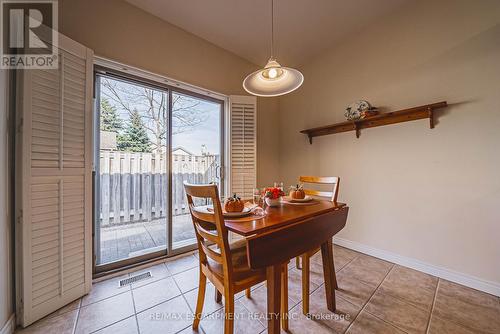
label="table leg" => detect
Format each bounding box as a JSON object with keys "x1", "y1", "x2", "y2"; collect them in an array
[
  {"x1": 281, "y1": 264, "x2": 289, "y2": 331},
  {"x1": 321, "y1": 239, "x2": 336, "y2": 311},
  {"x1": 266, "y1": 264, "x2": 281, "y2": 334}
]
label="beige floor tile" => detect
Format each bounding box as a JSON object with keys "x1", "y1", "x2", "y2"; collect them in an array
[
  {"x1": 309, "y1": 261, "x2": 327, "y2": 286},
  {"x1": 129, "y1": 263, "x2": 170, "y2": 288},
  {"x1": 15, "y1": 310, "x2": 78, "y2": 334},
  {"x1": 438, "y1": 280, "x2": 499, "y2": 307},
  {"x1": 166, "y1": 254, "x2": 198, "y2": 275},
  {"x1": 303, "y1": 285, "x2": 361, "y2": 333},
  {"x1": 307, "y1": 250, "x2": 322, "y2": 263},
  {"x1": 132, "y1": 276, "x2": 182, "y2": 312},
  {"x1": 235, "y1": 288, "x2": 247, "y2": 299},
  {"x1": 46, "y1": 298, "x2": 81, "y2": 319},
  {"x1": 379, "y1": 265, "x2": 437, "y2": 311},
  {"x1": 311, "y1": 245, "x2": 359, "y2": 272},
  {"x1": 427, "y1": 315, "x2": 476, "y2": 334},
  {"x1": 333, "y1": 254, "x2": 356, "y2": 272},
  {"x1": 197, "y1": 301, "x2": 266, "y2": 334},
  {"x1": 173, "y1": 267, "x2": 199, "y2": 293},
  {"x1": 335, "y1": 270, "x2": 377, "y2": 307},
  {"x1": 81, "y1": 274, "x2": 130, "y2": 306},
  {"x1": 287, "y1": 267, "x2": 320, "y2": 304},
  {"x1": 136, "y1": 295, "x2": 193, "y2": 334},
  {"x1": 433, "y1": 280, "x2": 500, "y2": 333},
  {"x1": 93, "y1": 316, "x2": 138, "y2": 334},
  {"x1": 289, "y1": 261, "x2": 325, "y2": 287},
  {"x1": 274, "y1": 305, "x2": 336, "y2": 334},
  {"x1": 75, "y1": 291, "x2": 135, "y2": 334},
  {"x1": 333, "y1": 245, "x2": 361, "y2": 260},
  {"x1": 20, "y1": 251, "x2": 498, "y2": 334},
  {"x1": 176, "y1": 326, "x2": 196, "y2": 333},
  {"x1": 286, "y1": 259, "x2": 296, "y2": 271},
  {"x1": 184, "y1": 282, "x2": 224, "y2": 316},
  {"x1": 346, "y1": 310, "x2": 406, "y2": 334},
  {"x1": 239, "y1": 284, "x2": 296, "y2": 322},
  {"x1": 339, "y1": 255, "x2": 393, "y2": 287},
  {"x1": 249, "y1": 281, "x2": 266, "y2": 292},
  {"x1": 364, "y1": 290, "x2": 429, "y2": 334}
]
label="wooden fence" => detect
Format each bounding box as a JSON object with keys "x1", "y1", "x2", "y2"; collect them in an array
[{"x1": 99, "y1": 151, "x2": 219, "y2": 226}]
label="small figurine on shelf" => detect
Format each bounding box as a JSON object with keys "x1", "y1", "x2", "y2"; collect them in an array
[{"x1": 344, "y1": 100, "x2": 378, "y2": 121}]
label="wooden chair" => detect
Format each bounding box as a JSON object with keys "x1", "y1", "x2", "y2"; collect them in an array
[
  {"x1": 184, "y1": 182, "x2": 289, "y2": 333},
  {"x1": 295, "y1": 176, "x2": 340, "y2": 315}
]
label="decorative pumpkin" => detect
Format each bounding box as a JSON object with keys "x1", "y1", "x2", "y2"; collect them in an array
[
  {"x1": 224, "y1": 193, "x2": 244, "y2": 212},
  {"x1": 289, "y1": 184, "x2": 305, "y2": 199}
]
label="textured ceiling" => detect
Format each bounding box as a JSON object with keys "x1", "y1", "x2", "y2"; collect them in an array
[{"x1": 125, "y1": 0, "x2": 410, "y2": 67}]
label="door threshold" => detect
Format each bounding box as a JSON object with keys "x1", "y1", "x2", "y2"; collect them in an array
[
  {"x1": 93, "y1": 248, "x2": 198, "y2": 282},
  {"x1": 128, "y1": 245, "x2": 166, "y2": 258}
]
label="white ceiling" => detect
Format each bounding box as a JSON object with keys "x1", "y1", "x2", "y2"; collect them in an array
[{"x1": 125, "y1": 0, "x2": 410, "y2": 67}]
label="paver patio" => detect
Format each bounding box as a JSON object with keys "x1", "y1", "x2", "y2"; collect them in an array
[{"x1": 98, "y1": 214, "x2": 195, "y2": 264}]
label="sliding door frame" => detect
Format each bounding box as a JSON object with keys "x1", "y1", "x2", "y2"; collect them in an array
[
  {"x1": 92, "y1": 65, "x2": 226, "y2": 276},
  {"x1": 168, "y1": 88, "x2": 225, "y2": 252}
]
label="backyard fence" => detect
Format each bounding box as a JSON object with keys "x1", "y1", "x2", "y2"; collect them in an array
[{"x1": 99, "y1": 151, "x2": 219, "y2": 226}]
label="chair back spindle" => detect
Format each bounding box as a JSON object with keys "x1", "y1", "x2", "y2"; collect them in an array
[{"x1": 184, "y1": 182, "x2": 233, "y2": 280}]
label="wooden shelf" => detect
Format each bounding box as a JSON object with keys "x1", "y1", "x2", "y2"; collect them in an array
[{"x1": 301, "y1": 101, "x2": 448, "y2": 143}]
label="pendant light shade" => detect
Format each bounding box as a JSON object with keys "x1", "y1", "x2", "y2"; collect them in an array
[
  {"x1": 243, "y1": 59, "x2": 304, "y2": 97},
  {"x1": 242, "y1": 0, "x2": 304, "y2": 97}
]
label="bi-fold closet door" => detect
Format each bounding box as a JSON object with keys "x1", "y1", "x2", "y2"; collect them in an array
[{"x1": 16, "y1": 34, "x2": 93, "y2": 327}]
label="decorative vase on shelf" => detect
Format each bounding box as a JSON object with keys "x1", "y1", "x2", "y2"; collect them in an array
[
  {"x1": 265, "y1": 197, "x2": 281, "y2": 207},
  {"x1": 345, "y1": 100, "x2": 373, "y2": 121}
]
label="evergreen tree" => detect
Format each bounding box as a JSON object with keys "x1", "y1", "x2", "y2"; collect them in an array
[
  {"x1": 100, "y1": 98, "x2": 122, "y2": 132},
  {"x1": 118, "y1": 109, "x2": 151, "y2": 153}
]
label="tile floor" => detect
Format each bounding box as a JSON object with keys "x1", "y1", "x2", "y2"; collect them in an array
[{"x1": 15, "y1": 245, "x2": 500, "y2": 334}]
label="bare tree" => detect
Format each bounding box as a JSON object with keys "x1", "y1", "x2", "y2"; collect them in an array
[{"x1": 101, "y1": 78, "x2": 208, "y2": 152}]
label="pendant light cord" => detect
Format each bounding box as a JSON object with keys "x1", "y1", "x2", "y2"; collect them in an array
[{"x1": 271, "y1": 0, "x2": 274, "y2": 59}]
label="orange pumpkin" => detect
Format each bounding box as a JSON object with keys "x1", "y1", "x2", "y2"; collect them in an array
[
  {"x1": 289, "y1": 184, "x2": 305, "y2": 199},
  {"x1": 224, "y1": 194, "x2": 244, "y2": 212}
]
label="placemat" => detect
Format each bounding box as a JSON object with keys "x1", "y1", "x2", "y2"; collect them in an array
[
  {"x1": 199, "y1": 205, "x2": 267, "y2": 222},
  {"x1": 224, "y1": 212, "x2": 267, "y2": 222}
]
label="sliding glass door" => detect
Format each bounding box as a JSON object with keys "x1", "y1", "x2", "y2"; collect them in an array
[
  {"x1": 94, "y1": 70, "x2": 224, "y2": 273},
  {"x1": 171, "y1": 92, "x2": 224, "y2": 250}
]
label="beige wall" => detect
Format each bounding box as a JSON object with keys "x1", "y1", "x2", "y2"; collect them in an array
[
  {"x1": 57, "y1": 0, "x2": 499, "y2": 286},
  {"x1": 279, "y1": 0, "x2": 500, "y2": 284},
  {"x1": 59, "y1": 0, "x2": 280, "y2": 187},
  {"x1": 0, "y1": 70, "x2": 13, "y2": 330}
]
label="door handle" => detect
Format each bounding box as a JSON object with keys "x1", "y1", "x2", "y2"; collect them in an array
[
  {"x1": 215, "y1": 165, "x2": 223, "y2": 179},
  {"x1": 219, "y1": 165, "x2": 224, "y2": 179}
]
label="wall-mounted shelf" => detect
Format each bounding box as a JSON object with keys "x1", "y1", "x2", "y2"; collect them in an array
[{"x1": 300, "y1": 101, "x2": 448, "y2": 143}]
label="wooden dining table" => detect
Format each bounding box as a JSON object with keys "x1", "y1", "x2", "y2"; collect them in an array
[{"x1": 224, "y1": 200, "x2": 349, "y2": 334}]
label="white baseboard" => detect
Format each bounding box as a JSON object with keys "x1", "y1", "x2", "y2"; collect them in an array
[
  {"x1": 0, "y1": 314, "x2": 15, "y2": 334},
  {"x1": 333, "y1": 237, "x2": 500, "y2": 297}
]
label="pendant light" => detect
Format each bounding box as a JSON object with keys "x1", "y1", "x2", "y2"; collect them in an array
[{"x1": 243, "y1": 0, "x2": 304, "y2": 97}]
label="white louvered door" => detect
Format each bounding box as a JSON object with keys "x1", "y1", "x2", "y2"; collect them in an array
[
  {"x1": 17, "y1": 34, "x2": 93, "y2": 326},
  {"x1": 229, "y1": 96, "x2": 257, "y2": 199}
]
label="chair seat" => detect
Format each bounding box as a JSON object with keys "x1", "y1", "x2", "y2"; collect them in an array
[{"x1": 206, "y1": 239, "x2": 266, "y2": 288}]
